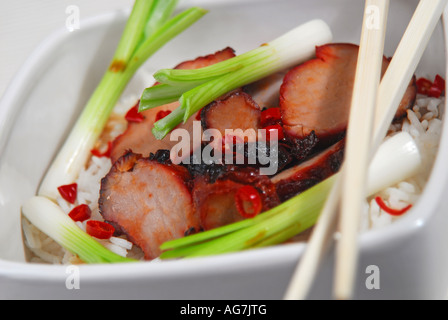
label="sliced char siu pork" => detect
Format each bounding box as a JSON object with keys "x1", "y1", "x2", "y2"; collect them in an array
[
  {"x1": 280, "y1": 43, "x2": 417, "y2": 147},
  {"x1": 271, "y1": 138, "x2": 345, "y2": 202},
  {"x1": 174, "y1": 47, "x2": 235, "y2": 69},
  {"x1": 243, "y1": 70, "x2": 289, "y2": 109},
  {"x1": 201, "y1": 90, "x2": 262, "y2": 142},
  {"x1": 192, "y1": 177, "x2": 246, "y2": 230},
  {"x1": 191, "y1": 165, "x2": 280, "y2": 230},
  {"x1": 110, "y1": 101, "x2": 182, "y2": 164},
  {"x1": 110, "y1": 47, "x2": 237, "y2": 164},
  {"x1": 99, "y1": 151, "x2": 199, "y2": 260}
]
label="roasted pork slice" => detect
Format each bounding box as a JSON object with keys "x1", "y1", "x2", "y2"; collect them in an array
[
  {"x1": 271, "y1": 138, "x2": 345, "y2": 202},
  {"x1": 243, "y1": 69, "x2": 289, "y2": 109},
  {"x1": 280, "y1": 43, "x2": 417, "y2": 146},
  {"x1": 111, "y1": 101, "x2": 179, "y2": 163},
  {"x1": 201, "y1": 90, "x2": 262, "y2": 142},
  {"x1": 192, "y1": 177, "x2": 246, "y2": 230},
  {"x1": 110, "y1": 101, "x2": 201, "y2": 164},
  {"x1": 110, "y1": 47, "x2": 237, "y2": 164},
  {"x1": 174, "y1": 46, "x2": 235, "y2": 70},
  {"x1": 192, "y1": 165, "x2": 280, "y2": 230},
  {"x1": 284, "y1": 131, "x2": 320, "y2": 163},
  {"x1": 99, "y1": 152, "x2": 199, "y2": 260}
]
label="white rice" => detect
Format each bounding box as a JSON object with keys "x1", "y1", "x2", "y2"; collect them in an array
[
  {"x1": 22, "y1": 89, "x2": 445, "y2": 264},
  {"x1": 361, "y1": 94, "x2": 444, "y2": 232}
]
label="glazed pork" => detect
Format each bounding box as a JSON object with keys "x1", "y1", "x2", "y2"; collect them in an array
[
  {"x1": 191, "y1": 165, "x2": 280, "y2": 230},
  {"x1": 280, "y1": 43, "x2": 416, "y2": 146},
  {"x1": 271, "y1": 139, "x2": 345, "y2": 202},
  {"x1": 99, "y1": 151, "x2": 198, "y2": 260},
  {"x1": 201, "y1": 90, "x2": 262, "y2": 141}
]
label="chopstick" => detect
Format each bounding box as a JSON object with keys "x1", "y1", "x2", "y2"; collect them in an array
[
  {"x1": 334, "y1": 0, "x2": 389, "y2": 300},
  {"x1": 283, "y1": 173, "x2": 343, "y2": 300},
  {"x1": 283, "y1": 0, "x2": 389, "y2": 299},
  {"x1": 283, "y1": 0, "x2": 448, "y2": 300}
]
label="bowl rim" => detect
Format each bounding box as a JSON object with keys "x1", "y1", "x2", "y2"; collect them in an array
[{"x1": 0, "y1": 0, "x2": 447, "y2": 280}]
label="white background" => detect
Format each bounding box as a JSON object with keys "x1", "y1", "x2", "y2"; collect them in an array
[{"x1": 0, "y1": 0, "x2": 134, "y2": 99}]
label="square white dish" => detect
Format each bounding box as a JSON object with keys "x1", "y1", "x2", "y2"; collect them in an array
[{"x1": 1, "y1": 0, "x2": 448, "y2": 299}]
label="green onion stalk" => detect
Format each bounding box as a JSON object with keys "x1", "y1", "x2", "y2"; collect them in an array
[
  {"x1": 22, "y1": 0, "x2": 207, "y2": 264},
  {"x1": 159, "y1": 132, "x2": 422, "y2": 259},
  {"x1": 139, "y1": 19, "x2": 333, "y2": 139},
  {"x1": 23, "y1": 197, "x2": 133, "y2": 263}
]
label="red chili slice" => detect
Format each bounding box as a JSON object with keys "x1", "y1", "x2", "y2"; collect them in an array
[
  {"x1": 86, "y1": 220, "x2": 115, "y2": 239},
  {"x1": 196, "y1": 108, "x2": 204, "y2": 121},
  {"x1": 57, "y1": 183, "x2": 77, "y2": 204},
  {"x1": 433, "y1": 74, "x2": 445, "y2": 92},
  {"x1": 261, "y1": 108, "x2": 282, "y2": 127},
  {"x1": 428, "y1": 86, "x2": 443, "y2": 98},
  {"x1": 235, "y1": 185, "x2": 262, "y2": 218},
  {"x1": 263, "y1": 124, "x2": 285, "y2": 141},
  {"x1": 374, "y1": 196, "x2": 412, "y2": 216},
  {"x1": 416, "y1": 77, "x2": 433, "y2": 95},
  {"x1": 125, "y1": 105, "x2": 145, "y2": 123},
  {"x1": 155, "y1": 110, "x2": 172, "y2": 122},
  {"x1": 416, "y1": 75, "x2": 446, "y2": 97},
  {"x1": 91, "y1": 141, "x2": 113, "y2": 158},
  {"x1": 68, "y1": 204, "x2": 91, "y2": 222}
]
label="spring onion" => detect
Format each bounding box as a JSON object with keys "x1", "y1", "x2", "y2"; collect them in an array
[
  {"x1": 159, "y1": 131, "x2": 422, "y2": 259},
  {"x1": 139, "y1": 19, "x2": 333, "y2": 139},
  {"x1": 22, "y1": 0, "x2": 207, "y2": 263},
  {"x1": 23, "y1": 196, "x2": 135, "y2": 263}
]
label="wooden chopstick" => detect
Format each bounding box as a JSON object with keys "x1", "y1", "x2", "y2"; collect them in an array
[
  {"x1": 283, "y1": 0, "x2": 448, "y2": 300},
  {"x1": 283, "y1": 0, "x2": 389, "y2": 299},
  {"x1": 334, "y1": 0, "x2": 389, "y2": 300},
  {"x1": 283, "y1": 173, "x2": 343, "y2": 300}
]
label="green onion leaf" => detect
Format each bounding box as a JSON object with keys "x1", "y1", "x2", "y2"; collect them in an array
[
  {"x1": 139, "y1": 83, "x2": 193, "y2": 112},
  {"x1": 129, "y1": 7, "x2": 208, "y2": 76},
  {"x1": 144, "y1": 0, "x2": 179, "y2": 38},
  {"x1": 153, "y1": 60, "x2": 246, "y2": 86},
  {"x1": 109, "y1": 0, "x2": 155, "y2": 70},
  {"x1": 151, "y1": 106, "x2": 185, "y2": 140}
]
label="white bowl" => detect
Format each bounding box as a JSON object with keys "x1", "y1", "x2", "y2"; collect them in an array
[{"x1": 1, "y1": 0, "x2": 447, "y2": 299}]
